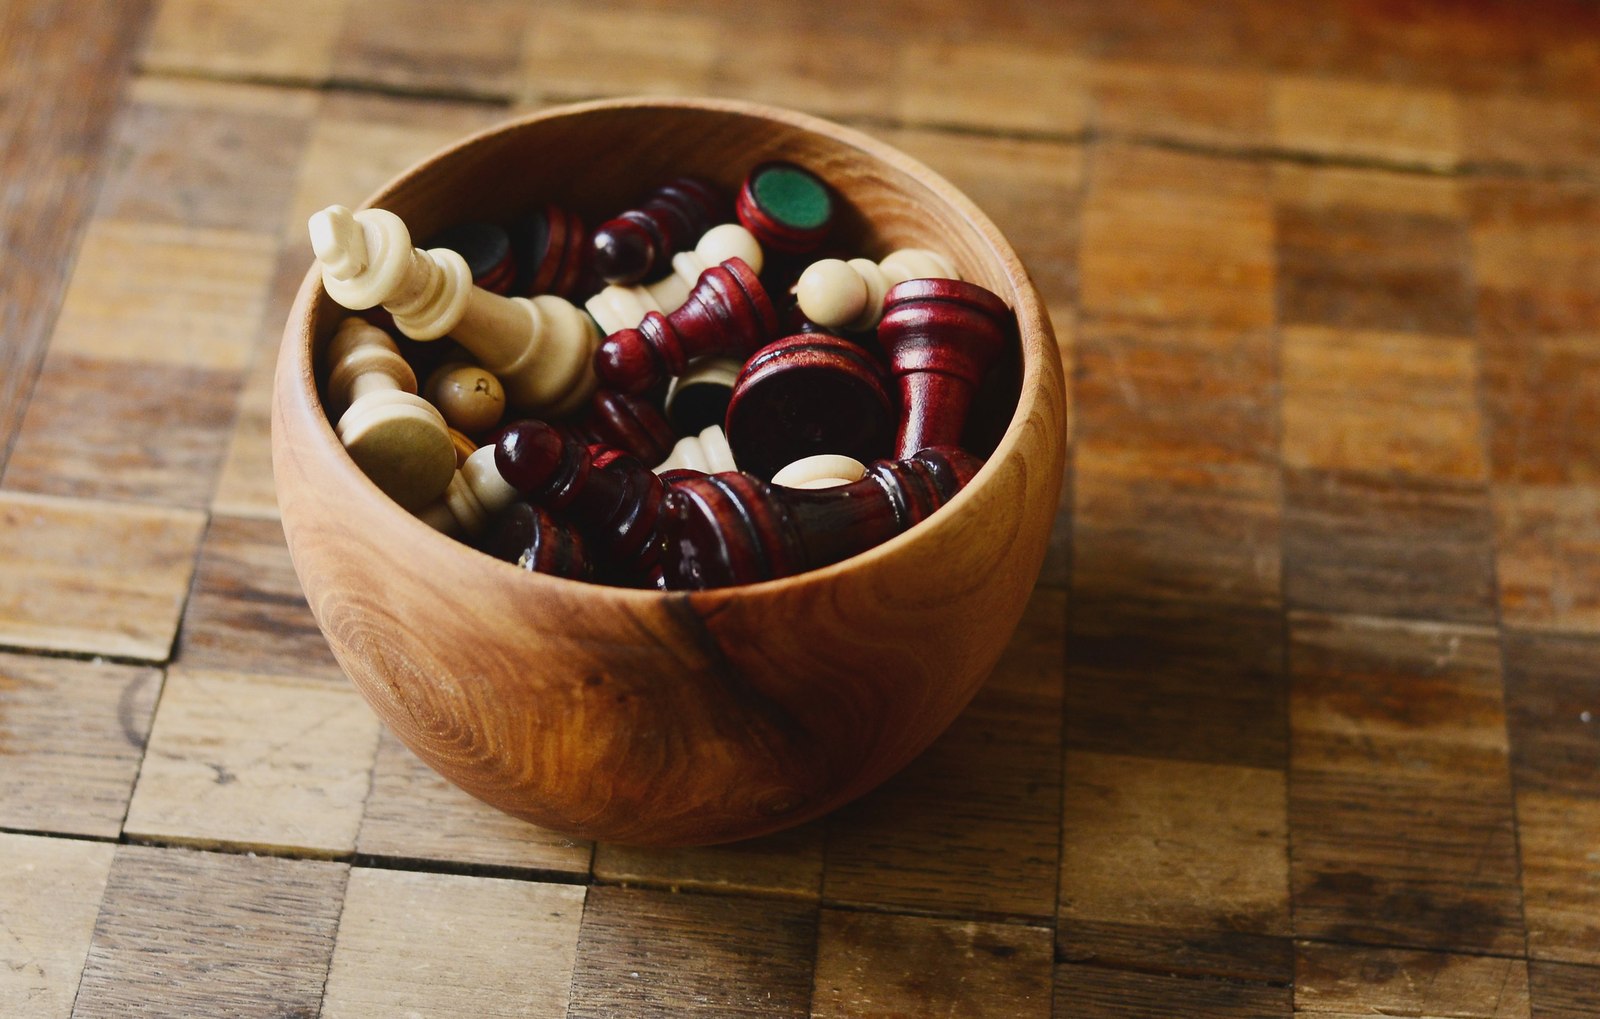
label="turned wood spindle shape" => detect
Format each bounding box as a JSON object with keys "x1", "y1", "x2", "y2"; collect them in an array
[
  {"x1": 878, "y1": 277, "x2": 1011, "y2": 460},
  {"x1": 664, "y1": 354, "x2": 742, "y2": 436},
  {"x1": 794, "y1": 248, "x2": 961, "y2": 332},
  {"x1": 588, "y1": 222, "x2": 768, "y2": 336},
  {"x1": 495, "y1": 419, "x2": 666, "y2": 581},
  {"x1": 594, "y1": 257, "x2": 779, "y2": 396},
  {"x1": 584, "y1": 388, "x2": 677, "y2": 466},
  {"x1": 660, "y1": 446, "x2": 985, "y2": 590},
  {"x1": 309, "y1": 204, "x2": 599, "y2": 418},
  {"x1": 323, "y1": 317, "x2": 457, "y2": 510},
  {"x1": 770, "y1": 453, "x2": 867, "y2": 489},
  {"x1": 592, "y1": 177, "x2": 726, "y2": 285},
  {"x1": 414, "y1": 443, "x2": 518, "y2": 538},
  {"x1": 510, "y1": 203, "x2": 588, "y2": 299},
  {"x1": 654, "y1": 424, "x2": 737, "y2": 476},
  {"x1": 480, "y1": 502, "x2": 593, "y2": 580}
]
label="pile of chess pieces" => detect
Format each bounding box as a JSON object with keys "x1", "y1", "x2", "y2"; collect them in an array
[{"x1": 309, "y1": 161, "x2": 1016, "y2": 590}]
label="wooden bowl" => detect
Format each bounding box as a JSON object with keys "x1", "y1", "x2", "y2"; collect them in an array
[{"x1": 272, "y1": 97, "x2": 1067, "y2": 846}]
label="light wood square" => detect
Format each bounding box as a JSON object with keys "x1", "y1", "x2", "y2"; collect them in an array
[
  {"x1": 1296, "y1": 942, "x2": 1531, "y2": 1017},
  {"x1": 0, "y1": 833, "x2": 116, "y2": 1019},
  {"x1": 1092, "y1": 59, "x2": 1271, "y2": 149},
  {"x1": 1272, "y1": 75, "x2": 1461, "y2": 169},
  {"x1": 125, "y1": 667, "x2": 381, "y2": 854},
  {"x1": 0, "y1": 491, "x2": 206, "y2": 660},
  {"x1": 47, "y1": 219, "x2": 277, "y2": 372},
  {"x1": 145, "y1": 0, "x2": 347, "y2": 83},
  {"x1": 594, "y1": 822, "x2": 823, "y2": 899},
  {"x1": 1059, "y1": 751, "x2": 1289, "y2": 934},
  {"x1": 1282, "y1": 326, "x2": 1486, "y2": 481},
  {"x1": 322, "y1": 868, "x2": 585, "y2": 1019},
  {"x1": 897, "y1": 42, "x2": 1088, "y2": 135},
  {"x1": 1495, "y1": 484, "x2": 1600, "y2": 634},
  {"x1": 522, "y1": 6, "x2": 719, "y2": 101},
  {"x1": 1517, "y1": 790, "x2": 1600, "y2": 964}
]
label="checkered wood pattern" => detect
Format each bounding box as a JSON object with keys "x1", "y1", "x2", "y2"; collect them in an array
[{"x1": 2, "y1": 1, "x2": 1598, "y2": 1015}]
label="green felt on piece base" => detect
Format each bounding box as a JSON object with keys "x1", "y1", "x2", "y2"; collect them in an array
[{"x1": 751, "y1": 165, "x2": 831, "y2": 230}]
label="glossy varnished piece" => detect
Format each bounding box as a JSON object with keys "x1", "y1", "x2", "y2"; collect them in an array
[
  {"x1": 591, "y1": 176, "x2": 725, "y2": 285},
  {"x1": 272, "y1": 97, "x2": 1066, "y2": 846}
]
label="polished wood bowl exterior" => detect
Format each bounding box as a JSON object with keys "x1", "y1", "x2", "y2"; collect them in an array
[{"x1": 272, "y1": 97, "x2": 1067, "y2": 846}]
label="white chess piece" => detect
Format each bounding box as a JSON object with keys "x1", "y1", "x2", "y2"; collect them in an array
[
  {"x1": 586, "y1": 223, "x2": 764, "y2": 335},
  {"x1": 793, "y1": 248, "x2": 960, "y2": 332},
  {"x1": 310, "y1": 204, "x2": 598, "y2": 417},
  {"x1": 770, "y1": 454, "x2": 868, "y2": 489},
  {"x1": 415, "y1": 444, "x2": 518, "y2": 537},
  {"x1": 654, "y1": 424, "x2": 737, "y2": 475}
]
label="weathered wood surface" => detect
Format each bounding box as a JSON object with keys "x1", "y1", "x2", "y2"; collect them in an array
[{"x1": 1, "y1": 0, "x2": 1597, "y2": 1015}]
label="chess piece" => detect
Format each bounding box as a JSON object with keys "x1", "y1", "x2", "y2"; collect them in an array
[
  {"x1": 586, "y1": 222, "x2": 765, "y2": 335},
  {"x1": 309, "y1": 204, "x2": 599, "y2": 417},
  {"x1": 793, "y1": 248, "x2": 960, "y2": 332},
  {"x1": 446, "y1": 427, "x2": 478, "y2": 467},
  {"x1": 509, "y1": 203, "x2": 588, "y2": 299},
  {"x1": 770, "y1": 453, "x2": 866, "y2": 489},
  {"x1": 424, "y1": 362, "x2": 506, "y2": 435},
  {"x1": 736, "y1": 161, "x2": 833, "y2": 254},
  {"x1": 415, "y1": 444, "x2": 518, "y2": 538},
  {"x1": 592, "y1": 177, "x2": 726, "y2": 285},
  {"x1": 495, "y1": 420, "x2": 666, "y2": 582},
  {"x1": 879, "y1": 278, "x2": 1011, "y2": 460},
  {"x1": 323, "y1": 317, "x2": 456, "y2": 510},
  {"x1": 654, "y1": 424, "x2": 737, "y2": 475},
  {"x1": 425, "y1": 222, "x2": 517, "y2": 295},
  {"x1": 561, "y1": 389, "x2": 677, "y2": 466},
  {"x1": 660, "y1": 446, "x2": 984, "y2": 589},
  {"x1": 479, "y1": 502, "x2": 593, "y2": 580},
  {"x1": 724, "y1": 333, "x2": 894, "y2": 481},
  {"x1": 664, "y1": 355, "x2": 741, "y2": 436},
  {"x1": 594, "y1": 257, "x2": 779, "y2": 395}
]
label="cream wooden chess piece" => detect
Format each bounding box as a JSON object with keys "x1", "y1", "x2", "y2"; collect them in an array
[
  {"x1": 770, "y1": 453, "x2": 868, "y2": 489},
  {"x1": 416, "y1": 444, "x2": 519, "y2": 538},
  {"x1": 793, "y1": 248, "x2": 960, "y2": 332},
  {"x1": 586, "y1": 223, "x2": 764, "y2": 335},
  {"x1": 310, "y1": 204, "x2": 598, "y2": 417},
  {"x1": 323, "y1": 317, "x2": 456, "y2": 510},
  {"x1": 654, "y1": 424, "x2": 737, "y2": 475}
]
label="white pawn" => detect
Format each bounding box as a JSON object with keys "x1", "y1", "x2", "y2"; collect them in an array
[
  {"x1": 309, "y1": 204, "x2": 598, "y2": 418},
  {"x1": 324, "y1": 317, "x2": 456, "y2": 511},
  {"x1": 654, "y1": 424, "x2": 737, "y2": 475},
  {"x1": 770, "y1": 454, "x2": 868, "y2": 489},
  {"x1": 586, "y1": 223, "x2": 764, "y2": 335},
  {"x1": 793, "y1": 248, "x2": 961, "y2": 332},
  {"x1": 415, "y1": 444, "x2": 518, "y2": 538},
  {"x1": 664, "y1": 355, "x2": 742, "y2": 432}
]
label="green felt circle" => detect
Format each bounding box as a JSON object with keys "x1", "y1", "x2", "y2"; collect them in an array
[{"x1": 752, "y1": 165, "x2": 832, "y2": 230}]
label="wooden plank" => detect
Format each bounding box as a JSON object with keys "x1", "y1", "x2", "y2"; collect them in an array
[
  {"x1": 142, "y1": 0, "x2": 348, "y2": 83},
  {"x1": 1058, "y1": 751, "x2": 1290, "y2": 981},
  {"x1": 1494, "y1": 484, "x2": 1600, "y2": 634},
  {"x1": 123, "y1": 667, "x2": 381, "y2": 855},
  {"x1": 1470, "y1": 178, "x2": 1600, "y2": 340},
  {"x1": 1462, "y1": 92, "x2": 1600, "y2": 176},
  {"x1": 334, "y1": 0, "x2": 529, "y2": 99},
  {"x1": 711, "y1": 27, "x2": 897, "y2": 123},
  {"x1": 1070, "y1": 319, "x2": 1280, "y2": 605},
  {"x1": 566, "y1": 886, "x2": 816, "y2": 1018},
  {"x1": 1530, "y1": 960, "x2": 1600, "y2": 1019},
  {"x1": 0, "y1": 0, "x2": 151, "y2": 465},
  {"x1": 0, "y1": 491, "x2": 206, "y2": 660},
  {"x1": 1079, "y1": 144, "x2": 1274, "y2": 330},
  {"x1": 0, "y1": 652, "x2": 160, "y2": 838},
  {"x1": 0, "y1": 833, "x2": 116, "y2": 1019},
  {"x1": 1478, "y1": 330, "x2": 1600, "y2": 488},
  {"x1": 895, "y1": 41, "x2": 1088, "y2": 136},
  {"x1": 521, "y1": 6, "x2": 720, "y2": 101},
  {"x1": 1054, "y1": 965, "x2": 1291, "y2": 1018},
  {"x1": 1056, "y1": 921, "x2": 1292, "y2": 986},
  {"x1": 1064, "y1": 595, "x2": 1286, "y2": 769},
  {"x1": 822, "y1": 590, "x2": 1064, "y2": 919},
  {"x1": 1091, "y1": 59, "x2": 1270, "y2": 151},
  {"x1": 357, "y1": 727, "x2": 592, "y2": 874},
  {"x1": 1289, "y1": 614, "x2": 1524, "y2": 954},
  {"x1": 811, "y1": 910, "x2": 1052, "y2": 1019},
  {"x1": 1270, "y1": 76, "x2": 1461, "y2": 170},
  {"x1": 1283, "y1": 468, "x2": 1497, "y2": 625},
  {"x1": 72, "y1": 844, "x2": 345, "y2": 1018},
  {"x1": 1281, "y1": 326, "x2": 1486, "y2": 483},
  {"x1": 321, "y1": 868, "x2": 585, "y2": 1018},
  {"x1": 175, "y1": 513, "x2": 344, "y2": 679},
  {"x1": 593, "y1": 822, "x2": 823, "y2": 899},
  {"x1": 1295, "y1": 942, "x2": 1530, "y2": 1018}
]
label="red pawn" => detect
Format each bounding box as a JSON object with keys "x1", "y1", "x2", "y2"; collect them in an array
[
  {"x1": 877, "y1": 278, "x2": 1012, "y2": 460},
  {"x1": 592, "y1": 177, "x2": 726, "y2": 285},
  {"x1": 495, "y1": 420, "x2": 666, "y2": 585},
  {"x1": 479, "y1": 502, "x2": 593, "y2": 581},
  {"x1": 594, "y1": 257, "x2": 780, "y2": 396},
  {"x1": 558, "y1": 389, "x2": 677, "y2": 466},
  {"x1": 659, "y1": 446, "x2": 984, "y2": 590}
]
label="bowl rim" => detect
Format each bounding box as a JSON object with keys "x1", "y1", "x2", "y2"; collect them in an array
[{"x1": 280, "y1": 94, "x2": 1061, "y2": 602}]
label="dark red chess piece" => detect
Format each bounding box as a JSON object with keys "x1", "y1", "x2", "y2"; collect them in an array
[
  {"x1": 558, "y1": 389, "x2": 676, "y2": 466},
  {"x1": 479, "y1": 502, "x2": 593, "y2": 580},
  {"x1": 425, "y1": 222, "x2": 517, "y2": 295},
  {"x1": 659, "y1": 446, "x2": 984, "y2": 590},
  {"x1": 510, "y1": 203, "x2": 589, "y2": 299},
  {"x1": 594, "y1": 257, "x2": 780, "y2": 396},
  {"x1": 592, "y1": 177, "x2": 726, "y2": 285},
  {"x1": 736, "y1": 161, "x2": 834, "y2": 255},
  {"x1": 877, "y1": 278, "x2": 1012, "y2": 460},
  {"x1": 724, "y1": 333, "x2": 894, "y2": 481},
  {"x1": 495, "y1": 419, "x2": 666, "y2": 585}
]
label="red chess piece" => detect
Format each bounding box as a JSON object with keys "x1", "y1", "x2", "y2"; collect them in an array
[
  {"x1": 724, "y1": 333, "x2": 894, "y2": 481},
  {"x1": 558, "y1": 389, "x2": 677, "y2": 466},
  {"x1": 592, "y1": 177, "x2": 726, "y2": 285},
  {"x1": 594, "y1": 257, "x2": 780, "y2": 396},
  {"x1": 495, "y1": 419, "x2": 666, "y2": 585},
  {"x1": 479, "y1": 502, "x2": 593, "y2": 580},
  {"x1": 877, "y1": 278, "x2": 1012, "y2": 460},
  {"x1": 425, "y1": 222, "x2": 518, "y2": 295},
  {"x1": 510, "y1": 203, "x2": 589, "y2": 299},
  {"x1": 659, "y1": 446, "x2": 984, "y2": 590}
]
